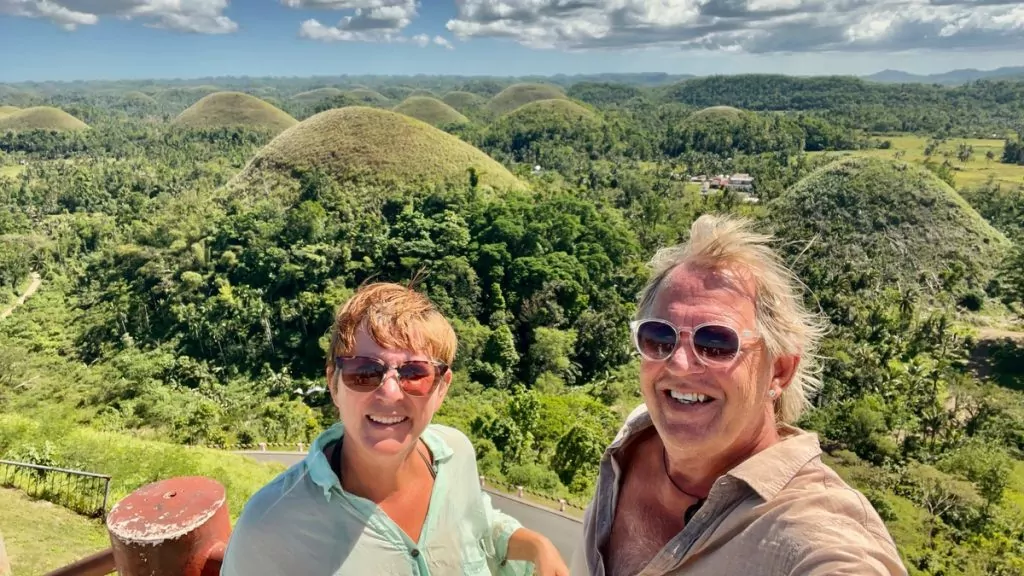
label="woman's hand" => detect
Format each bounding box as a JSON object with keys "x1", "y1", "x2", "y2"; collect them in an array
[
  {"x1": 507, "y1": 528, "x2": 569, "y2": 576},
  {"x1": 528, "y1": 538, "x2": 570, "y2": 576}
]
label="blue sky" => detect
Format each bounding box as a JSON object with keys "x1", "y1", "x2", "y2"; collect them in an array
[{"x1": 1, "y1": 1, "x2": 1022, "y2": 83}]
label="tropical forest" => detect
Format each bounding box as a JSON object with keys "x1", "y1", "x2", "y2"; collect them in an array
[{"x1": 1, "y1": 73, "x2": 1023, "y2": 574}]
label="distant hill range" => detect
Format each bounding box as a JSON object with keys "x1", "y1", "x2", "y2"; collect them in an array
[{"x1": 862, "y1": 67, "x2": 1024, "y2": 85}]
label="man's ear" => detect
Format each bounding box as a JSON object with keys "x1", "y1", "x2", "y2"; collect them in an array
[{"x1": 772, "y1": 354, "x2": 800, "y2": 392}]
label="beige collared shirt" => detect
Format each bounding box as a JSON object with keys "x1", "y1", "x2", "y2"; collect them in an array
[{"x1": 571, "y1": 405, "x2": 907, "y2": 576}]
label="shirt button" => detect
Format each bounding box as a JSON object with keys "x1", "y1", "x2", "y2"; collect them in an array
[{"x1": 411, "y1": 549, "x2": 420, "y2": 558}]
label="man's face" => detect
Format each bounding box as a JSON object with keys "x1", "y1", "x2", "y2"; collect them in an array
[
  {"x1": 639, "y1": 264, "x2": 775, "y2": 459},
  {"x1": 327, "y1": 325, "x2": 450, "y2": 457}
]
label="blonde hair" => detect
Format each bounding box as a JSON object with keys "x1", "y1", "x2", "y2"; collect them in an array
[
  {"x1": 636, "y1": 214, "x2": 827, "y2": 424},
  {"x1": 327, "y1": 282, "x2": 457, "y2": 373}
]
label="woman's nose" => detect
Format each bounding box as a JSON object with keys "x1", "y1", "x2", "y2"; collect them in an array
[{"x1": 376, "y1": 369, "x2": 405, "y2": 399}]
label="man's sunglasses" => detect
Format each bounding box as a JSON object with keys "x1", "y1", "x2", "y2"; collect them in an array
[
  {"x1": 629, "y1": 319, "x2": 757, "y2": 368},
  {"x1": 333, "y1": 356, "x2": 449, "y2": 396}
]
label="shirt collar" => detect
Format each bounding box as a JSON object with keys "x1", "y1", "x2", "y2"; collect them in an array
[
  {"x1": 726, "y1": 424, "x2": 822, "y2": 501},
  {"x1": 611, "y1": 404, "x2": 822, "y2": 502},
  {"x1": 304, "y1": 422, "x2": 455, "y2": 500}
]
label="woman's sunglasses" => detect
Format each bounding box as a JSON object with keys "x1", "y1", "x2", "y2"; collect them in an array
[
  {"x1": 629, "y1": 319, "x2": 757, "y2": 368},
  {"x1": 333, "y1": 356, "x2": 449, "y2": 396}
]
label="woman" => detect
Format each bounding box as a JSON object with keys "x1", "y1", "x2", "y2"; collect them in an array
[{"x1": 222, "y1": 282, "x2": 568, "y2": 575}]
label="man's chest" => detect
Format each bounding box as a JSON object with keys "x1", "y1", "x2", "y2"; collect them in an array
[{"x1": 604, "y1": 482, "x2": 685, "y2": 576}]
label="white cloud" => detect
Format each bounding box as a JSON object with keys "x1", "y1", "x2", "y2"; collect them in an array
[
  {"x1": 281, "y1": 0, "x2": 411, "y2": 8},
  {"x1": 433, "y1": 35, "x2": 453, "y2": 49},
  {"x1": 299, "y1": 17, "x2": 403, "y2": 41},
  {"x1": 334, "y1": 3, "x2": 415, "y2": 31},
  {"x1": 445, "y1": 0, "x2": 1024, "y2": 53},
  {"x1": 292, "y1": 0, "x2": 441, "y2": 45},
  {"x1": 0, "y1": 0, "x2": 236, "y2": 33}
]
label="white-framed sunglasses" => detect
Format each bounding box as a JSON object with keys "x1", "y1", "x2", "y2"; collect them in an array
[{"x1": 629, "y1": 318, "x2": 759, "y2": 368}]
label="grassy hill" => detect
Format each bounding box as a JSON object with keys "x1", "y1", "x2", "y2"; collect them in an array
[
  {"x1": 769, "y1": 156, "x2": 1010, "y2": 296},
  {"x1": 346, "y1": 89, "x2": 389, "y2": 104},
  {"x1": 393, "y1": 96, "x2": 469, "y2": 126},
  {"x1": 442, "y1": 91, "x2": 486, "y2": 112},
  {"x1": 486, "y1": 83, "x2": 567, "y2": 116},
  {"x1": 0, "y1": 105, "x2": 20, "y2": 118},
  {"x1": 122, "y1": 91, "x2": 157, "y2": 105},
  {"x1": 291, "y1": 87, "x2": 344, "y2": 103},
  {"x1": 406, "y1": 89, "x2": 437, "y2": 98},
  {"x1": 152, "y1": 85, "x2": 220, "y2": 107},
  {"x1": 506, "y1": 99, "x2": 598, "y2": 124},
  {"x1": 689, "y1": 105, "x2": 744, "y2": 121},
  {"x1": 172, "y1": 91, "x2": 298, "y2": 134},
  {"x1": 233, "y1": 106, "x2": 524, "y2": 191},
  {"x1": 0, "y1": 107, "x2": 89, "y2": 132}
]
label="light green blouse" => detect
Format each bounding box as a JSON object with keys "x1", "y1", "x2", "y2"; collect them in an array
[{"x1": 221, "y1": 422, "x2": 533, "y2": 576}]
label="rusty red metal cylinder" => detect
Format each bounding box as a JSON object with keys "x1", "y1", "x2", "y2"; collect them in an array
[{"x1": 105, "y1": 476, "x2": 231, "y2": 576}]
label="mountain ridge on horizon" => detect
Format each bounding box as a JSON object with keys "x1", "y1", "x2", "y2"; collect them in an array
[
  {"x1": 3, "y1": 67, "x2": 1023, "y2": 88},
  {"x1": 863, "y1": 66, "x2": 1024, "y2": 85}
]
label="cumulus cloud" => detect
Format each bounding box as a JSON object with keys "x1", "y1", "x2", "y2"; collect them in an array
[
  {"x1": 445, "y1": 0, "x2": 1024, "y2": 52},
  {"x1": 290, "y1": 0, "x2": 421, "y2": 42},
  {"x1": 433, "y1": 35, "x2": 454, "y2": 49},
  {"x1": 299, "y1": 17, "x2": 399, "y2": 41},
  {"x1": 0, "y1": 0, "x2": 237, "y2": 33}
]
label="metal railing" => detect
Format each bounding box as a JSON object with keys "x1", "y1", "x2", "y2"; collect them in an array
[{"x1": 0, "y1": 460, "x2": 111, "y2": 518}]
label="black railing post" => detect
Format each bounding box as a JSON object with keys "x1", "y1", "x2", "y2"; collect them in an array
[{"x1": 102, "y1": 477, "x2": 110, "y2": 516}]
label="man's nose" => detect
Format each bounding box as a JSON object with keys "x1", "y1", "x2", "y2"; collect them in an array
[{"x1": 665, "y1": 340, "x2": 702, "y2": 375}]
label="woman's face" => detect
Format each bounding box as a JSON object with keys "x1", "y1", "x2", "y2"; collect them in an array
[{"x1": 328, "y1": 325, "x2": 451, "y2": 458}]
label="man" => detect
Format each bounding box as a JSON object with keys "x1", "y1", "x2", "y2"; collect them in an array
[{"x1": 572, "y1": 215, "x2": 906, "y2": 576}]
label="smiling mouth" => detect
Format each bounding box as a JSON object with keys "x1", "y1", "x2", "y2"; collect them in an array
[
  {"x1": 666, "y1": 390, "x2": 715, "y2": 405},
  {"x1": 366, "y1": 415, "x2": 409, "y2": 425}
]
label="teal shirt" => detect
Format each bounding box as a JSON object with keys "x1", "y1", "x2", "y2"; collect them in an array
[{"x1": 221, "y1": 422, "x2": 533, "y2": 576}]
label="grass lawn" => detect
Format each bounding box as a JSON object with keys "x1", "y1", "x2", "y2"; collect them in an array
[
  {"x1": 0, "y1": 488, "x2": 110, "y2": 576},
  {"x1": 0, "y1": 165, "x2": 22, "y2": 179},
  {"x1": 808, "y1": 135, "x2": 1024, "y2": 190}
]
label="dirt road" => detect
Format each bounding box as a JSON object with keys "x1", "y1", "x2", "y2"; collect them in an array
[{"x1": 0, "y1": 273, "x2": 42, "y2": 321}]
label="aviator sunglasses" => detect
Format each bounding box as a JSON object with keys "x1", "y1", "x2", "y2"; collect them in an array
[
  {"x1": 334, "y1": 356, "x2": 449, "y2": 396},
  {"x1": 629, "y1": 319, "x2": 758, "y2": 368}
]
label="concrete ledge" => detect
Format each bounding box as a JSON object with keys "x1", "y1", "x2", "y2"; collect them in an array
[{"x1": 484, "y1": 489, "x2": 584, "y2": 524}]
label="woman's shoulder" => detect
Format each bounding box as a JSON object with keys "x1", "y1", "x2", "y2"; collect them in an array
[{"x1": 426, "y1": 422, "x2": 475, "y2": 453}]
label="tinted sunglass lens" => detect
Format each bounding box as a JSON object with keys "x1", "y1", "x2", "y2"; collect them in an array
[
  {"x1": 398, "y1": 362, "x2": 436, "y2": 396},
  {"x1": 693, "y1": 325, "x2": 740, "y2": 362},
  {"x1": 637, "y1": 321, "x2": 678, "y2": 360},
  {"x1": 341, "y1": 358, "x2": 385, "y2": 391}
]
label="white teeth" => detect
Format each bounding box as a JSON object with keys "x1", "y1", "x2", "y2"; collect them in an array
[
  {"x1": 669, "y1": 391, "x2": 710, "y2": 404},
  {"x1": 368, "y1": 415, "x2": 408, "y2": 425}
]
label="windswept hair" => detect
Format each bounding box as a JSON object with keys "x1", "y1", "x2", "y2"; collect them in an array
[
  {"x1": 327, "y1": 282, "x2": 457, "y2": 373},
  {"x1": 636, "y1": 214, "x2": 828, "y2": 424}
]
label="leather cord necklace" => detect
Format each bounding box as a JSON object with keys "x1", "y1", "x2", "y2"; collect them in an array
[{"x1": 663, "y1": 447, "x2": 707, "y2": 523}]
